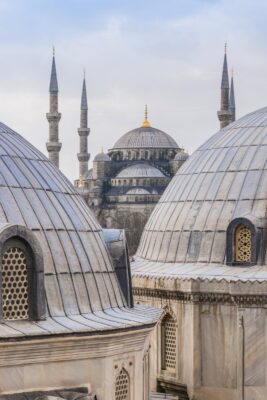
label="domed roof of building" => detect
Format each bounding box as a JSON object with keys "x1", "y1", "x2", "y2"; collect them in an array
[
  {"x1": 126, "y1": 188, "x2": 150, "y2": 195},
  {"x1": 0, "y1": 122, "x2": 159, "y2": 337},
  {"x1": 174, "y1": 150, "x2": 189, "y2": 161},
  {"x1": 132, "y1": 107, "x2": 267, "y2": 282},
  {"x1": 113, "y1": 126, "x2": 178, "y2": 150},
  {"x1": 83, "y1": 168, "x2": 93, "y2": 179},
  {"x1": 116, "y1": 163, "x2": 166, "y2": 178},
  {"x1": 94, "y1": 152, "x2": 111, "y2": 162}
]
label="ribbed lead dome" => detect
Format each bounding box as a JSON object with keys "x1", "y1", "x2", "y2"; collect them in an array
[
  {"x1": 113, "y1": 126, "x2": 179, "y2": 149},
  {"x1": 116, "y1": 163, "x2": 165, "y2": 178},
  {"x1": 136, "y1": 107, "x2": 267, "y2": 265},
  {"x1": 0, "y1": 122, "x2": 159, "y2": 337}
]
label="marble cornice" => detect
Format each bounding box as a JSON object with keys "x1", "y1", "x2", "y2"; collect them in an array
[
  {"x1": 0, "y1": 327, "x2": 151, "y2": 367},
  {"x1": 133, "y1": 287, "x2": 267, "y2": 307}
]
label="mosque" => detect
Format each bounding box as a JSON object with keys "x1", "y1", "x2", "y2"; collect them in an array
[
  {"x1": 45, "y1": 50, "x2": 189, "y2": 256},
  {"x1": 131, "y1": 49, "x2": 267, "y2": 400}
]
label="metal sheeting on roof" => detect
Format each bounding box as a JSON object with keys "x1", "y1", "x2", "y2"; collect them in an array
[
  {"x1": 134, "y1": 107, "x2": 267, "y2": 276},
  {"x1": 126, "y1": 188, "x2": 150, "y2": 195},
  {"x1": 112, "y1": 126, "x2": 178, "y2": 149},
  {"x1": 116, "y1": 163, "x2": 165, "y2": 178},
  {"x1": 0, "y1": 122, "x2": 160, "y2": 337}
]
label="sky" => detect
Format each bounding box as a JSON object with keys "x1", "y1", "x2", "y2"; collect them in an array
[{"x1": 0, "y1": 0, "x2": 267, "y2": 181}]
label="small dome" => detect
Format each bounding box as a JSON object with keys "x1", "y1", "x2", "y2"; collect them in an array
[
  {"x1": 126, "y1": 188, "x2": 150, "y2": 195},
  {"x1": 83, "y1": 168, "x2": 93, "y2": 180},
  {"x1": 174, "y1": 151, "x2": 189, "y2": 161},
  {"x1": 113, "y1": 126, "x2": 178, "y2": 150},
  {"x1": 116, "y1": 163, "x2": 165, "y2": 178},
  {"x1": 94, "y1": 152, "x2": 111, "y2": 162}
]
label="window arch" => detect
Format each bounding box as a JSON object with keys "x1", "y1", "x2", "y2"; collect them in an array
[
  {"x1": 235, "y1": 224, "x2": 251, "y2": 262},
  {"x1": 0, "y1": 224, "x2": 46, "y2": 321},
  {"x1": 226, "y1": 218, "x2": 258, "y2": 266},
  {"x1": 161, "y1": 313, "x2": 177, "y2": 372},
  {"x1": 115, "y1": 368, "x2": 130, "y2": 400}
]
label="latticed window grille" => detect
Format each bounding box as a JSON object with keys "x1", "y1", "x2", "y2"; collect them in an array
[
  {"x1": 162, "y1": 314, "x2": 176, "y2": 371},
  {"x1": 115, "y1": 368, "x2": 130, "y2": 400},
  {"x1": 1, "y1": 247, "x2": 29, "y2": 320},
  {"x1": 235, "y1": 225, "x2": 252, "y2": 262}
]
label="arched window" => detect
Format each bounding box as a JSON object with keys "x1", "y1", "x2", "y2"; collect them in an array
[
  {"x1": 161, "y1": 313, "x2": 176, "y2": 371},
  {"x1": 1, "y1": 246, "x2": 29, "y2": 320},
  {"x1": 235, "y1": 224, "x2": 252, "y2": 263},
  {"x1": 0, "y1": 225, "x2": 46, "y2": 321},
  {"x1": 226, "y1": 218, "x2": 258, "y2": 266},
  {"x1": 115, "y1": 368, "x2": 130, "y2": 400}
]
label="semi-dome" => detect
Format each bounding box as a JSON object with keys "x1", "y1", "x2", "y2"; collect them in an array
[
  {"x1": 116, "y1": 163, "x2": 165, "y2": 178},
  {"x1": 133, "y1": 107, "x2": 267, "y2": 281},
  {"x1": 126, "y1": 188, "x2": 150, "y2": 195},
  {"x1": 112, "y1": 126, "x2": 179, "y2": 150},
  {"x1": 94, "y1": 152, "x2": 111, "y2": 162},
  {"x1": 0, "y1": 122, "x2": 158, "y2": 337}
]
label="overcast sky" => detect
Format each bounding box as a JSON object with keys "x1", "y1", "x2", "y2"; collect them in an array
[{"x1": 0, "y1": 0, "x2": 267, "y2": 181}]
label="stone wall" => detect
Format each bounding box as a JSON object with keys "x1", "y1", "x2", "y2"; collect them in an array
[
  {"x1": 133, "y1": 282, "x2": 267, "y2": 400},
  {"x1": 0, "y1": 327, "x2": 152, "y2": 400}
]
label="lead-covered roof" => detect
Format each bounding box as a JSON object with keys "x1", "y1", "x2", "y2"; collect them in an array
[
  {"x1": 112, "y1": 126, "x2": 179, "y2": 149},
  {"x1": 0, "y1": 122, "x2": 160, "y2": 338},
  {"x1": 132, "y1": 107, "x2": 267, "y2": 281}
]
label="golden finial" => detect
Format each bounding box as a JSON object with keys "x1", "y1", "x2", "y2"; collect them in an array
[
  {"x1": 224, "y1": 42, "x2": 227, "y2": 54},
  {"x1": 141, "y1": 104, "x2": 150, "y2": 128},
  {"x1": 53, "y1": 45, "x2": 55, "y2": 56}
]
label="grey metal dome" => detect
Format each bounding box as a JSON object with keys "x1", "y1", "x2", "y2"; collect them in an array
[
  {"x1": 113, "y1": 126, "x2": 179, "y2": 149},
  {"x1": 116, "y1": 163, "x2": 165, "y2": 178},
  {"x1": 174, "y1": 150, "x2": 189, "y2": 161},
  {"x1": 94, "y1": 152, "x2": 111, "y2": 162},
  {"x1": 126, "y1": 188, "x2": 150, "y2": 195},
  {"x1": 133, "y1": 107, "x2": 267, "y2": 281},
  {"x1": 0, "y1": 122, "x2": 159, "y2": 337}
]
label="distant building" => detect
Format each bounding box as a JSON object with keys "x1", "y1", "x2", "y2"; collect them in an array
[{"x1": 74, "y1": 105, "x2": 188, "y2": 255}]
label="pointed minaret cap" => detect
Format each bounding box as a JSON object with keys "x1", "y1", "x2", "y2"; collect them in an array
[
  {"x1": 221, "y1": 42, "x2": 229, "y2": 89},
  {"x1": 49, "y1": 46, "x2": 59, "y2": 93},
  {"x1": 141, "y1": 104, "x2": 150, "y2": 128},
  {"x1": 229, "y1": 68, "x2": 236, "y2": 112},
  {"x1": 81, "y1": 69, "x2": 88, "y2": 110}
]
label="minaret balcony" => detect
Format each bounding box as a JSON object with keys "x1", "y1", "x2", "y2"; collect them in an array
[
  {"x1": 46, "y1": 141, "x2": 62, "y2": 152},
  {"x1": 78, "y1": 127, "x2": 90, "y2": 136}
]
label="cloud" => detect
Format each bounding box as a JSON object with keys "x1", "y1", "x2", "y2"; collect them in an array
[{"x1": 0, "y1": 0, "x2": 266, "y2": 182}]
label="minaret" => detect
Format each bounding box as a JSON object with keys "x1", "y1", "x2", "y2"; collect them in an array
[
  {"x1": 229, "y1": 69, "x2": 236, "y2": 122},
  {"x1": 141, "y1": 104, "x2": 150, "y2": 128},
  {"x1": 217, "y1": 43, "x2": 232, "y2": 129},
  {"x1": 77, "y1": 71, "x2": 90, "y2": 184},
  {"x1": 46, "y1": 47, "x2": 62, "y2": 167}
]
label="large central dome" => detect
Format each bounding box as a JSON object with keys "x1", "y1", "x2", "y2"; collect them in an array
[
  {"x1": 113, "y1": 126, "x2": 179, "y2": 150},
  {"x1": 133, "y1": 106, "x2": 267, "y2": 281}
]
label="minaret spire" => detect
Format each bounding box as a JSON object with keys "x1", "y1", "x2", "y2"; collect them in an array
[
  {"x1": 217, "y1": 43, "x2": 233, "y2": 129},
  {"x1": 77, "y1": 71, "x2": 90, "y2": 183},
  {"x1": 46, "y1": 47, "x2": 62, "y2": 167},
  {"x1": 229, "y1": 69, "x2": 236, "y2": 122},
  {"x1": 141, "y1": 104, "x2": 150, "y2": 128}
]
